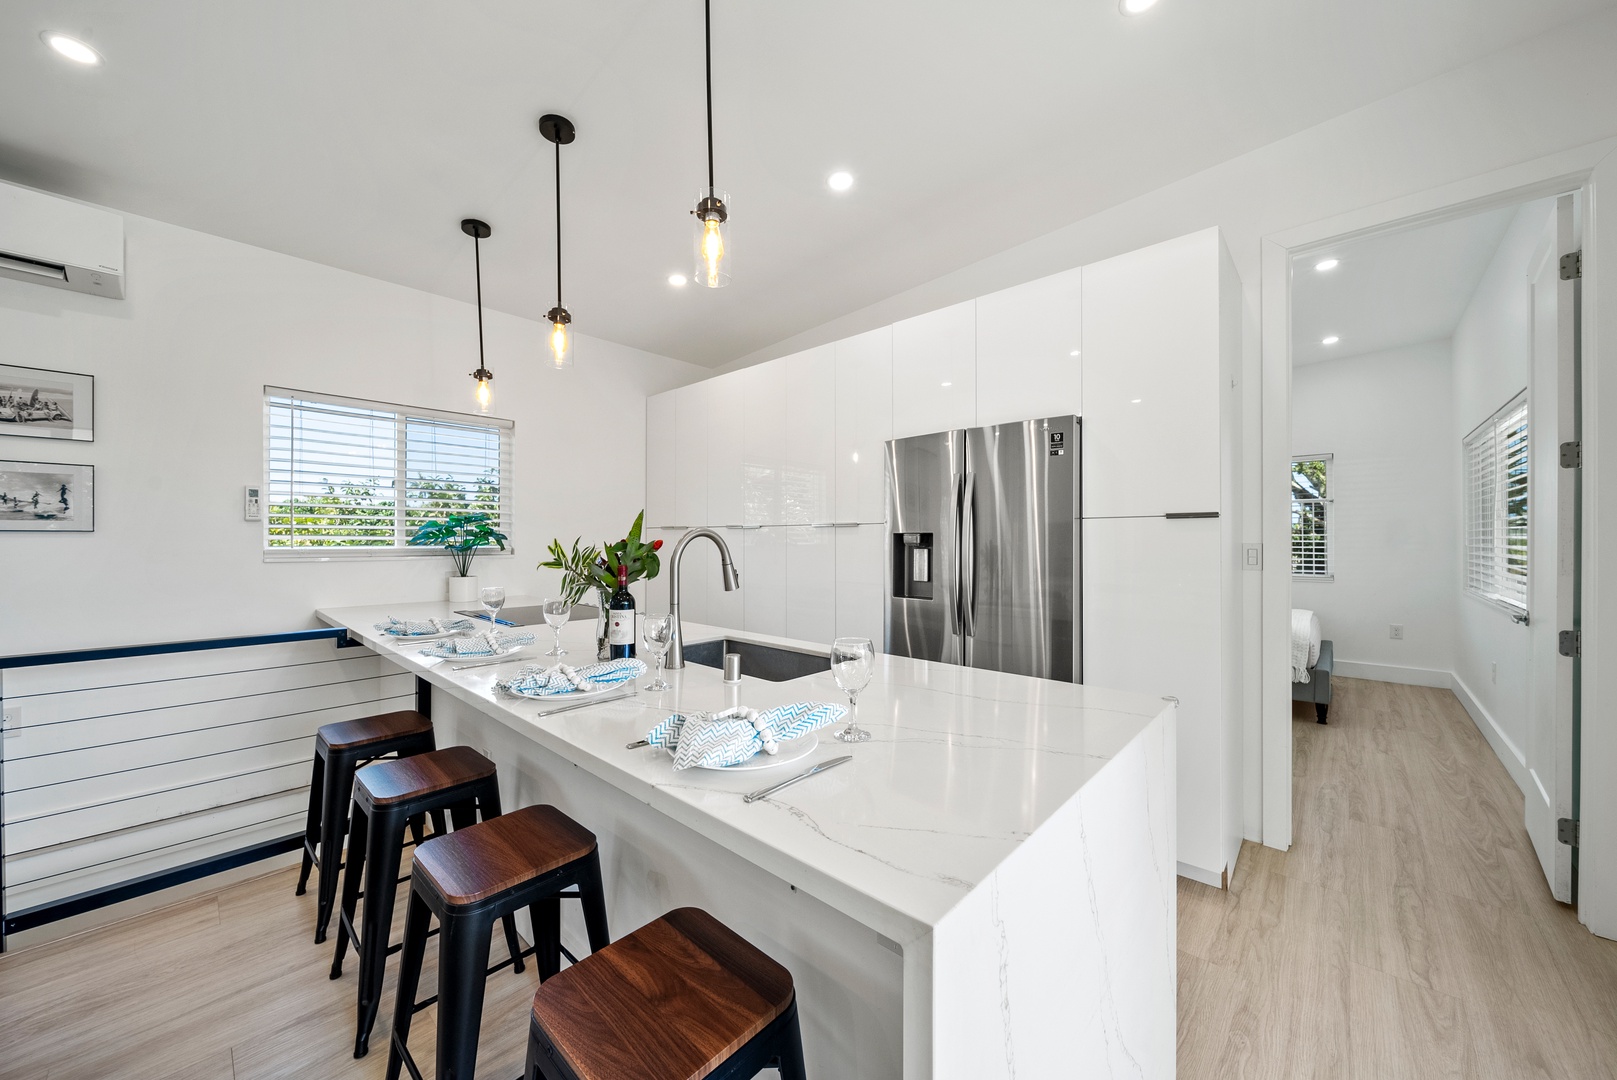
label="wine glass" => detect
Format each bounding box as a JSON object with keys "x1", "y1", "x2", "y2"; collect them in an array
[
  {"x1": 541, "y1": 597, "x2": 570, "y2": 657},
  {"x1": 478, "y1": 586, "x2": 506, "y2": 630},
  {"x1": 641, "y1": 613, "x2": 674, "y2": 691},
  {"x1": 830, "y1": 637, "x2": 876, "y2": 743}
]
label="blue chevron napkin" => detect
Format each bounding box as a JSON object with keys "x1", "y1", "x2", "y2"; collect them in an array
[
  {"x1": 646, "y1": 702, "x2": 847, "y2": 770},
  {"x1": 418, "y1": 630, "x2": 534, "y2": 657},
  {"x1": 495, "y1": 659, "x2": 646, "y2": 698},
  {"x1": 375, "y1": 616, "x2": 476, "y2": 637}
]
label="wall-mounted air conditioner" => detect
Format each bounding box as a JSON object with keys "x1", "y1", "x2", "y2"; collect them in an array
[{"x1": 0, "y1": 179, "x2": 124, "y2": 299}]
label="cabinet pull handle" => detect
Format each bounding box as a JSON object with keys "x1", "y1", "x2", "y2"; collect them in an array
[{"x1": 1165, "y1": 512, "x2": 1219, "y2": 520}]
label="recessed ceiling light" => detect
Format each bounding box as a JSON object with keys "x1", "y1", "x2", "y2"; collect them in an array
[
  {"x1": 828, "y1": 171, "x2": 854, "y2": 192},
  {"x1": 667, "y1": 273, "x2": 688, "y2": 287},
  {"x1": 1322, "y1": 335, "x2": 1340, "y2": 346},
  {"x1": 1069, "y1": 350, "x2": 1081, "y2": 357},
  {"x1": 1120, "y1": 0, "x2": 1158, "y2": 13},
  {"x1": 1315, "y1": 258, "x2": 1340, "y2": 272},
  {"x1": 941, "y1": 381, "x2": 953, "y2": 388},
  {"x1": 1130, "y1": 398, "x2": 1143, "y2": 404},
  {"x1": 41, "y1": 32, "x2": 100, "y2": 65}
]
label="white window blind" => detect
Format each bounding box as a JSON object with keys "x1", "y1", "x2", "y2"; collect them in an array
[
  {"x1": 264, "y1": 388, "x2": 512, "y2": 555},
  {"x1": 1291, "y1": 455, "x2": 1331, "y2": 579},
  {"x1": 1464, "y1": 391, "x2": 1528, "y2": 613}
]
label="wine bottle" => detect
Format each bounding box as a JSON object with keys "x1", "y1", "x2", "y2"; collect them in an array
[{"x1": 608, "y1": 563, "x2": 636, "y2": 659}]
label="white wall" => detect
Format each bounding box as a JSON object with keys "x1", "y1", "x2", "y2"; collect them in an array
[
  {"x1": 1290, "y1": 341, "x2": 1457, "y2": 679},
  {"x1": 1450, "y1": 200, "x2": 1555, "y2": 775},
  {"x1": 0, "y1": 204, "x2": 704, "y2": 656}
]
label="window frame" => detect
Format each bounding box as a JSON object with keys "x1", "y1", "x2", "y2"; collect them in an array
[
  {"x1": 1463, "y1": 389, "x2": 1529, "y2": 617},
  {"x1": 1291, "y1": 453, "x2": 1333, "y2": 582},
  {"x1": 261, "y1": 386, "x2": 514, "y2": 562}
]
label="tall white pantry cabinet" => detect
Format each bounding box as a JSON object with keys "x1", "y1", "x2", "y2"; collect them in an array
[{"x1": 645, "y1": 226, "x2": 1243, "y2": 887}]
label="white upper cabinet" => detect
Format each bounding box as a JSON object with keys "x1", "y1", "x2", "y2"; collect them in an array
[
  {"x1": 645, "y1": 391, "x2": 678, "y2": 527},
  {"x1": 834, "y1": 326, "x2": 893, "y2": 525},
  {"x1": 706, "y1": 373, "x2": 745, "y2": 527},
  {"x1": 782, "y1": 345, "x2": 836, "y2": 525},
  {"x1": 672, "y1": 383, "x2": 708, "y2": 527},
  {"x1": 785, "y1": 525, "x2": 837, "y2": 644},
  {"x1": 974, "y1": 268, "x2": 1083, "y2": 428},
  {"x1": 892, "y1": 300, "x2": 976, "y2": 439},
  {"x1": 1081, "y1": 229, "x2": 1223, "y2": 518},
  {"x1": 741, "y1": 362, "x2": 788, "y2": 525}
]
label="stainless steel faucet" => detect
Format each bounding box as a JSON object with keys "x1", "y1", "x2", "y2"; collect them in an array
[{"x1": 666, "y1": 527, "x2": 741, "y2": 668}]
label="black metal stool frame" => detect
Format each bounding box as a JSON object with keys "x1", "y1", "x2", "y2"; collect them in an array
[
  {"x1": 523, "y1": 995, "x2": 807, "y2": 1080},
  {"x1": 296, "y1": 723, "x2": 439, "y2": 944},
  {"x1": 386, "y1": 846, "x2": 611, "y2": 1080},
  {"x1": 330, "y1": 772, "x2": 525, "y2": 1059}
]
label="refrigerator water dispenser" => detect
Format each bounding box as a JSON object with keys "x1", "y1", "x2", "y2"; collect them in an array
[{"x1": 893, "y1": 532, "x2": 935, "y2": 600}]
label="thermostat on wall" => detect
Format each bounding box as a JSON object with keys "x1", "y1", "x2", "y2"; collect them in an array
[{"x1": 244, "y1": 486, "x2": 261, "y2": 521}]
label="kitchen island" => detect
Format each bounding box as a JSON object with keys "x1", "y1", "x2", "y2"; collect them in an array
[{"x1": 317, "y1": 600, "x2": 1176, "y2": 1079}]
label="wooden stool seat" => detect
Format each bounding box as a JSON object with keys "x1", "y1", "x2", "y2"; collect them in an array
[
  {"x1": 318, "y1": 709, "x2": 433, "y2": 750},
  {"x1": 413, "y1": 805, "x2": 598, "y2": 906},
  {"x1": 529, "y1": 908, "x2": 801, "y2": 1080},
  {"x1": 356, "y1": 744, "x2": 496, "y2": 806}
]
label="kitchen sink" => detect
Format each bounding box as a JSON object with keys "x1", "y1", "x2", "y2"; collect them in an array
[{"x1": 682, "y1": 638, "x2": 830, "y2": 683}]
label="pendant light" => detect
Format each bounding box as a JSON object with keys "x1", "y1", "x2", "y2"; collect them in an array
[
  {"x1": 538, "y1": 113, "x2": 576, "y2": 368},
  {"x1": 461, "y1": 218, "x2": 495, "y2": 412},
  {"x1": 691, "y1": 0, "x2": 730, "y2": 288}
]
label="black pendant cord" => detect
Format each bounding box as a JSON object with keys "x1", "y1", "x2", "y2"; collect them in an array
[
  {"x1": 704, "y1": 0, "x2": 715, "y2": 192},
  {"x1": 473, "y1": 235, "x2": 486, "y2": 368},
  {"x1": 554, "y1": 136, "x2": 563, "y2": 311}
]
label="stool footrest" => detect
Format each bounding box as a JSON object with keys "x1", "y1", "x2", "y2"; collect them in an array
[{"x1": 406, "y1": 942, "x2": 542, "y2": 1016}]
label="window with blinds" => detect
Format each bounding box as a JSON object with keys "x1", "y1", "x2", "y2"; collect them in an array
[
  {"x1": 1291, "y1": 456, "x2": 1332, "y2": 579},
  {"x1": 264, "y1": 388, "x2": 512, "y2": 555},
  {"x1": 1464, "y1": 391, "x2": 1528, "y2": 612}
]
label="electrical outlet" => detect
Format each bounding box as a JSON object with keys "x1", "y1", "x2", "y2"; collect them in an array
[
  {"x1": 1389, "y1": 624, "x2": 1405, "y2": 640},
  {"x1": 2, "y1": 704, "x2": 21, "y2": 738}
]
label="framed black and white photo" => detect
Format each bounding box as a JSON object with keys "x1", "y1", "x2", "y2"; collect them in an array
[
  {"x1": 0, "y1": 459, "x2": 94, "y2": 532},
  {"x1": 0, "y1": 364, "x2": 94, "y2": 442}
]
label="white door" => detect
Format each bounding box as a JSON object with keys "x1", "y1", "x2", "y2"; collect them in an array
[
  {"x1": 1525, "y1": 194, "x2": 1580, "y2": 902},
  {"x1": 783, "y1": 345, "x2": 836, "y2": 525}
]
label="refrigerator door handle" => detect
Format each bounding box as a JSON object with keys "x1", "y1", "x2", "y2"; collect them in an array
[{"x1": 959, "y1": 469, "x2": 976, "y2": 638}]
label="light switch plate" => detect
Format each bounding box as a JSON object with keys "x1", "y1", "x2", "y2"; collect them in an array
[
  {"x1": 2, "y1": 704, "x2": 21, "y2": 738},
  {"x1": 244, "y1": 485, "x2": 261, "y2": 521},
  {"x1": 1242, "y1": 543, "x2": 1262, "y2": 571}
]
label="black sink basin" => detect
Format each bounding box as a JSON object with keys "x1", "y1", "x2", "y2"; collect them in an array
[{"x1": 682, "y1": 638, "x2": 830, "y2": 683}]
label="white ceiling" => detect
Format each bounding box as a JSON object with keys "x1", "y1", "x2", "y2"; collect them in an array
[
  {"x1": 1, "y1": 1, "x2": 1609, "y2": 366},
  {"x1": 1290, "y1": 204, "x2": 1527, "y2": 366}
]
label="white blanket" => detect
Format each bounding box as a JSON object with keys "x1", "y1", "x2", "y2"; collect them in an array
[{"x1": 1291, "y1": 609, "x2": 1322, "y2": 683}]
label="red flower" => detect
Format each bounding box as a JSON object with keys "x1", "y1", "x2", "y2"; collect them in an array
[{"x1": 651, "y1": 539, "x2": 663, "y2": 551}]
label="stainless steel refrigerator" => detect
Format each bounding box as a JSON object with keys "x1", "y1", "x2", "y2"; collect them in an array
[{"x1": 885, "y1": 415, "x2": 1080, "y2": 681}]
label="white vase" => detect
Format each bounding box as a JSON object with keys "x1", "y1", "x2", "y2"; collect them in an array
[{"x1": 446, "y1": 574, "x2": 479, "y2": 603}]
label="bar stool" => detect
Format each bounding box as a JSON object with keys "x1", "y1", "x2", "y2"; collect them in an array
[
  {"x1": 386, "y1": 804, "x2": 611, "y2": 1080},
  {"x1": 296, "y1": 709, "x2": 437, "y2": 943},
  {"x1": 525, "y1": 907, "x2": 806, "y2": 1080},
  {"x1": 330, "y1": 746, "x2": 525, "y2": 1058}
]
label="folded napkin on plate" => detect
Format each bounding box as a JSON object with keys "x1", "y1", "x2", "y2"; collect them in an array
[
  {"x1": 375, "y1": 616, "x2": 475, "y2": 637},
  {"x1": 495, "y1": 659, "x2": 646, "y2": 697},
  {"x1": 419, "y1": 630, "x2": 534, "y2": 657},
  {"x1": 646, "y1": 702, "x2": 847, "y2": 770}
]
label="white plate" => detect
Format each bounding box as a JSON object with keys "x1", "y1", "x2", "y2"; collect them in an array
[
  {"x1": 694, "y1": 732, "x2": 820, "y2": 772},
  {"x1": 383, "y1": 627, "x2": 476, "y2": 642},
  {"x1": 503, "y1": 680, "x2": 627, "y2": 700}
]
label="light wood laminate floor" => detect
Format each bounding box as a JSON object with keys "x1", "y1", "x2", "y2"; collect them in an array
[{"x1": 1179, "y1": 677, "x2": 1617, "y2": 1079}]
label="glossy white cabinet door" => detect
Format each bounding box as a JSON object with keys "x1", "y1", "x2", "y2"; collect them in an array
[
  {"x1": 1082, "y1": 514, "x2": 1224, "y2": 879},
  {"x1": 706, "y1": 373, "x2": 745, "y2": 527},
  {"x1": 1081, "y1": 229, "x2": 1222, "y2": 518},
  {"x1": 645, "y1": 391, "x2": 678, "y2": 527},
  {"x1": 707, "y1": 527, "x2": 747, "y2": 629},
  {"x1": 783, "y1": 345, "x2": 836, "y2": 525},
  {"x1": 741, "y1": 362, "x2": 788, "y2": 525},
  {"x1": 835, "y1": 326, "x2": 893, "y2": 524},
  {"x1": 786, "y1": 526, "x2": 837, "y2": 644},
  {"x1": 891, "y1": 300, "x2": 976, "y2": 439},
  {"x1": 742, "y1": 527, "x2": 788, "y2": 636},
  {"x1": 975, "y1": 268, "x2": 1082, "y2": 428},
  {"x1": 672, "y1": 383, "x2": 708, "y2": 528},
  {"x1": 834, "y1": 524, "x2": 886, "y2": 646}
]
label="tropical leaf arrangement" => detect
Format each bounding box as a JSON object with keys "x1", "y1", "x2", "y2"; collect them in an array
[
  {"x1": 408, "y1": 512, "x2": 507, "y2": 576},
  {"x1": 541, "y1": 510, "x2": 663, "y2": 606}
]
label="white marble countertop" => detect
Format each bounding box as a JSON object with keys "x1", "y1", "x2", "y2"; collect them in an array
[{"x1": 316, "y1": 599, "x2": 1171, "y2": 941}]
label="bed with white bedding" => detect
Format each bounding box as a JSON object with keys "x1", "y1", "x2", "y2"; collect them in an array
[{"x1": 1290, "y1": 608, "x2": 1334, "y2": 723}]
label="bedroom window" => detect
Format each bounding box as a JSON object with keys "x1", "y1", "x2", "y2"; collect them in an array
[
  {"x1": 263, "y1": 387, "x2": 513, "y2": 558},
  {"x1": 1464, "y1": 390, "x2": 1529, "y2": 614},
  {"x1": 1291, "y1": 456, "x2": 1332, "y2": 580}
]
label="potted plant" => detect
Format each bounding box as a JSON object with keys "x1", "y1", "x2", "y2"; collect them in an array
[
  {"x1": 409, "y1": 512, "x2": 508, "y2": 602},
  {"x1": 541, "y1": 510, "x2": 662, "y2": 658}
]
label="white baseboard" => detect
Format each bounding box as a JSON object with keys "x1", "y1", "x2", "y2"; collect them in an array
[
  {"x1": 1177, "y1": 860, "x2": 1225, "y2": 889},
  {"x1": 1449, "y1": 673, "x2": 1529, "y2": 794},
  {"x1": 1332, "y1": 660, "x2": 1452, "y2": 688}
]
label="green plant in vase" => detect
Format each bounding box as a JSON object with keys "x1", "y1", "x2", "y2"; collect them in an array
[
  {"x1": 542, "y1": 511, "x2": 662, "y2": 658},
  {"x1": 408, "y1": 512, "x2": 508, "y2": 577}
]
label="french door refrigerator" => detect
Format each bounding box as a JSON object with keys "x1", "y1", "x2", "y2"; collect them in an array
[{"x1": 885, "y1": 415, "x2": 1080, "y2": 681}]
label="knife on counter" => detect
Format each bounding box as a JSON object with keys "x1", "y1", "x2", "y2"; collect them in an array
[
  {"x1": 533, "y1": 688, "x2": 635, "y2": 717},
  {"x1": 743, "y1": 755, "x2": 853, "y2": 804}
]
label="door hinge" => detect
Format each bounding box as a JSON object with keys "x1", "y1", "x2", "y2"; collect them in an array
[
  {"x1": 1559, "y1": 630, "x2": 1582, "y2": 658},
  {"x1": 1560, "y1": 251, "x2": 1582, "y2": 280},
  {"x1": 1558, "y1": 817, "x2": 1580, "y2": 847},
  {"x1": 1560, "y1": 440, "x2": 1583, "y2": 469}
]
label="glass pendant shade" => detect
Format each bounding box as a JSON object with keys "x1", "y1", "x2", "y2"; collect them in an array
[
  {"x1": 693, "y1": 189, "x2": 731, "y2": 289},
  {"x1": 471, "y1": 368, "x2": 493, "y2": 413},
  {"x1": 547, "y1": 306, "x2": 574, "y2": 369}
]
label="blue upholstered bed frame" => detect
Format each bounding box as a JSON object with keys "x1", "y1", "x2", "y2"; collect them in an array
[{"x1": 1292, "y1": 639, "x2": 1333, "y2": 724}]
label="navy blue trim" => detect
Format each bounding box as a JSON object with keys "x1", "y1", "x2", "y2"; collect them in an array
[{"x1": 0, "y1": 627, "x2": 351, "y2": 670}]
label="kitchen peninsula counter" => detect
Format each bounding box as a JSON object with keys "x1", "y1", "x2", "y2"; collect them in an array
[{"x1": 317, "y1": 600, "x2": 1175, "y2": 1079}]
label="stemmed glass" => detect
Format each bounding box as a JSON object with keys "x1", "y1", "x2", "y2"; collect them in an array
[
  {"x1": 830, "y1": 637, "x2": 876, "y2": 743},
  {"x1": 641, "y1": 613, "x2": 674, "y2": 691},
  {"x1": 478, "y1": 586, "x2": 506, "y2": 634},
  {"x1": 541, "y1": 598, "x2": 570, "y2": 658}
]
